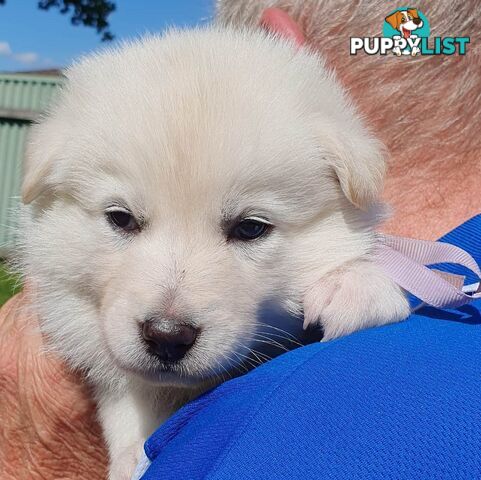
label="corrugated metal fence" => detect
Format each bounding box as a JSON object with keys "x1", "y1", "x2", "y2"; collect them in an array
[{"x1": 0, "y1": 73, "x2": 63, "y2": 256}]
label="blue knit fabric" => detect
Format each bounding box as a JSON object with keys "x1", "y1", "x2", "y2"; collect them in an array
[{"x1": 141, "y1": 215, "x2": 481, "y2": 480}]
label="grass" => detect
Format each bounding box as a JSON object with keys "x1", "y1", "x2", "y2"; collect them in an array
[{"x1": 0, "y1": 262, "x2": 22, "y2": 307}]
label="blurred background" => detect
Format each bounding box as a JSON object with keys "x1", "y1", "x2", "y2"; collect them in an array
[{"x1": 0, "y1": 1, "x2": 214, "y2": 305}]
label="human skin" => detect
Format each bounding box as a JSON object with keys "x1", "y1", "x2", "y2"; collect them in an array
[
  {"x1": 0, "y1": 291, "x2": 108, "y2": 479},
  {"x1": 1, "y1": 4, "x2": 479, "y2": 478}
]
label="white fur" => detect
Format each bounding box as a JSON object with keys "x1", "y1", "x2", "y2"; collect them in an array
[{"x1": 18, "y1": 26, "x2": 409, "y2": 478}]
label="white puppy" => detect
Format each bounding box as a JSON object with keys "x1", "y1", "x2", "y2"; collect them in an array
[{"x1": 19, "y1": 26, "x2": 410, "y2": 478}]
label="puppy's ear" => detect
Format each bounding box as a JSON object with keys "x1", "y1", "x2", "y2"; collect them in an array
[
  {"x1": 385, "y1": 11, "x2": 402, "y2": 30},
  {"x1": 22, "y1": 158, "x2": 52, "y2": 204},
  {"x1": 407, "y1": 8, "x2": 419, "y2": 19},
  {"x1": 321, "y1": 125, "x2": 386, "y2": 210},
  {"x1": 22, "y1": 124, "x2": 60, "y2": 204}
]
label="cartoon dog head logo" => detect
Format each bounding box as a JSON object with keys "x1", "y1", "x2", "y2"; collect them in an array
[
  {"x1": 385, "y1": 9, "x2": 423, "y2": 39},
  {"x1": 350, "y1": 8, "x2": 469, "y2": 57},
  {"x1": 383, "y1": 7, "x2": 430, "y2": 56}
]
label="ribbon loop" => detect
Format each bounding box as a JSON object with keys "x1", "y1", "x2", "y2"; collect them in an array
[{"x1": 375, "y1": 234, "x2": 481, "y2": 310}]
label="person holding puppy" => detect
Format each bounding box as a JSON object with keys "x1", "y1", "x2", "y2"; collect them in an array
[{"x1": 1, "y1": 1, "x2": 479, "y2": 478}]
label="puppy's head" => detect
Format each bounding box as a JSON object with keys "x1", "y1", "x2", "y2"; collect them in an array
[
  {"x1": 22, "y1": 27, "x2": 384, "y2": 385},
  {"x1": 385, "y1": 9, "x2": 423, "y2": 36}
]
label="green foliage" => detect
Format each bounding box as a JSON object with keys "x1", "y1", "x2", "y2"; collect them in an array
[
  {"x1": 0, "y1": 262, "x2": 22, "y2": 306},
  {"x1": 0, "y1": 0, "x2": 116, "y2": 41}
]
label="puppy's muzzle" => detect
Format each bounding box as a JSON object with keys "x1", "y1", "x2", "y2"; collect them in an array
[{"x1": 141, "y1": 317, "x2": 198, "y2": 362}]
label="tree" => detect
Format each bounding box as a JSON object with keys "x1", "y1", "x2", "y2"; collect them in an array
[{"x1": 0, "y1": 0, "x2": 116, "y2": 41}]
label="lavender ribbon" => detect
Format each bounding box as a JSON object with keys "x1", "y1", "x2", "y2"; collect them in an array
[{"x1": 375, "y1": 234, "x2": 481, "y2": 309}]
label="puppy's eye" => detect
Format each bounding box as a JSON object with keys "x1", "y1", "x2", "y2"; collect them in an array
[
  {"x1": 106, "y1": 208, "x2": 140, "y2": 233},
  {"x1": 229, "y1": 218, "x2": 272, "y2": 241}
]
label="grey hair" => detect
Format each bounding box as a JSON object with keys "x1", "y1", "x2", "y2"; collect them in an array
[{"x1": 215, "y1": 0, "x2": 480, "y2": 173}]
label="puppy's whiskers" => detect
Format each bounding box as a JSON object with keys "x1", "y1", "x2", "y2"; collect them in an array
[{"x1": 256, "y1": 323, "x2": 304, "y2": 345}]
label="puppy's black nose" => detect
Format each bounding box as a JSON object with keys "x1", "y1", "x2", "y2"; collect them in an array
[
  {"x1": 413, "y1": 17, "x2": 421, "y2": 25},
  {"x1": 142, "y1": 318, "x2": 198, "y2": 362}
]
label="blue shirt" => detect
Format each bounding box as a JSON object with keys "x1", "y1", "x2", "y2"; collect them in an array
[{"x1": 138, "y1": 215, "x2": 481, "y2": 480}]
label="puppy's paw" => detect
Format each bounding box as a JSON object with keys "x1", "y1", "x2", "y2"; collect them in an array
[
  {"x1": 109, "y1": 441, "x2": 144, "y2": 480},
  {"x1": 304, "y1": 260, "x2": 410, "y2": 341}
]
